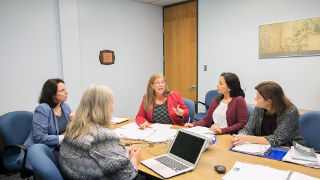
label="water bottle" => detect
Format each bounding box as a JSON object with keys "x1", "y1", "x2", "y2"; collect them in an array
[{"x1": 211, "y1": 135, "x2": 217, "y2": 145}]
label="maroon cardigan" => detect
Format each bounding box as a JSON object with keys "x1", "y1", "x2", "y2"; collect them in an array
[
  {"x1": 135, "y1": 91, "x2": 189, "y2": 126},
  {"x1": 193, "y1": 96, "x2": 248, "y2": 134}
]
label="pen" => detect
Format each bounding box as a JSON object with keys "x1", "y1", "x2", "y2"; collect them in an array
[
  {"x1": 266, "y1": 149, "x2": 272, "y2": 156},
  {"x1": 188, "y1": 117, "x2": 191, "y2": 123}
]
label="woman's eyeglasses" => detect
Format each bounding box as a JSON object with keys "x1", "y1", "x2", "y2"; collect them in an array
[{"x1": 153, "y1": 81, "x2": 166, "y2": 86}]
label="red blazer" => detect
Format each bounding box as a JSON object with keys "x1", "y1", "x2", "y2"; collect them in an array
[
  {"x1": 193, "y1": 96, "x2": 248, "y2": 134},
  {"x1": 135, "y1": 91, "x2": 189, "y2": 126}
]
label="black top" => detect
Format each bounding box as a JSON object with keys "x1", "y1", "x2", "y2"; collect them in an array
[
  {"x1": 56, "y1": 111, "x2": 68, "y2": 135},
  {"x1": 152, "y1": 101, "x2": 172, "y2": 124},
  {"x1": 261, "y1": 112, "x2": 277, "y2": 136}
]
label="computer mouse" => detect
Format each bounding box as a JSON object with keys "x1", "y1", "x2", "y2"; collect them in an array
[{"x1": 214, "y1": 165, "x2": 226, "y2": 174}]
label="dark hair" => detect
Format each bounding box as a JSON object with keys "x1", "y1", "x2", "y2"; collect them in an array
[
  {"x1": 217, "y1": 72, "x2": 245, "y2": 102},
  {"x1": 39, "y1": 78, "x2": 65, "y2": 108},
  {"x1": 255, "y1": 81, "x2": 293, "y2": 115}
]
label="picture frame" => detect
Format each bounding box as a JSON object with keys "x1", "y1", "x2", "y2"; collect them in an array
[
  {"x1": 99, "y1": 50, "x2": 115, "y2": 65},
  {"x1": 259, "y1": 17, "x2": 320, "y2": 59}
]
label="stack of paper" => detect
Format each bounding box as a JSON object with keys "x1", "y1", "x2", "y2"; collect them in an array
[
  {"x1": 223, "y1": 161, "x2": 319, "y2": 180},
  {"x1": 223, "y1": 161, "x2": 290, "y2": 180},
  {"x1": 183, "y1": 126, "x2": 215, "y2": 146},
  {"x1": 282, "y1": 146, "x2": 320, "y2": 168},
  {"x1": 289, "y1": 172, "x2": 319, "y2": 180},
  {"x1": 111, "y1": 117, "x2": 130, "y2": 124},
  {"x1": 113, "y1": 122, "x2": 177, "y2": 142},
  {"x1": 231, "y1": 142, "x2": 271, "y2": 156},
  {"x1": 183, "y1": 126, "x2": 215, "y2": 137}
]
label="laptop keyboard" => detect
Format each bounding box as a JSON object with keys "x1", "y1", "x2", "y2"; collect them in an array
[{"x1": 155, "y1": 156, "x2": 189, "y2": 171}]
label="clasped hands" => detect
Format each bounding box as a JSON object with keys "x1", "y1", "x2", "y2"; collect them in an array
[
  {"x1": 127, "y1": 146, "x2": 141, "y2": 166},
  {"x1": 231, "y1": 134, "x2": 246, "y2": 146}
]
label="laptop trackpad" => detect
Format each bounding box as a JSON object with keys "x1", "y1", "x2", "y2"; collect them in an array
[{"x1": 143, "y1": 159, "x2": 177, "y2": 177}]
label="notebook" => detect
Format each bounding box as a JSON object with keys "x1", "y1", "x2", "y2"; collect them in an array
[
  {"x1": 141, "y1": 129, "x2": 208, "y2": 179},
  {"x1": 229, "y1": 143, "x2": 289, "y2": 161},
  {"x1": 230, "y1": 142, "x2": 271, "y2": 156}
]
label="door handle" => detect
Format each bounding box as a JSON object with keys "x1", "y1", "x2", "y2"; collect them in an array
[{"x1": 188, "y1": 85, "x2": 196, "y2": 89}]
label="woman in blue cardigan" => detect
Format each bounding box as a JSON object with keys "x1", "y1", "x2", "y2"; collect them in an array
[{"x1": 17, "y1": 78, "x2": 72, "y2": 169}]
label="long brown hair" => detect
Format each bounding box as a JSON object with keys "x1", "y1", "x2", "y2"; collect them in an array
[
  {"x1": 255, "y1": 81, "x2": 293, "y2": 115},
  {"x1": 64, "y1": 84, "x2": 113, "y2": 139},
  {"x1": 143, "y1": 73, "x2": 171, "y2": 112},
  {"x1": 216, "y1": 72, "x2": 245, "y2": 103}
]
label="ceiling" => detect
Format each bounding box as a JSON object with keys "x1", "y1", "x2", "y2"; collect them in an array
[{"x1": 134, "y1": 0, "x2": 188, "y2": 6}]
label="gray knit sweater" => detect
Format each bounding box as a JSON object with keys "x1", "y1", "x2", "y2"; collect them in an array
[
  {"x1": 238, "y1": 106, "x2": 306, "y2": 147},
  {"x1": 59, "y1": 127, "x2": 138, "y2": 180}
]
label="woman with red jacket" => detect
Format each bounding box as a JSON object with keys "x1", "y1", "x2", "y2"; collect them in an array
[
  {"x1": 136, "y1": 73, "x2": 189, "y2": 129},
  {"x1": 185, "y1": 72, "x2": 248, "y2": 134}
]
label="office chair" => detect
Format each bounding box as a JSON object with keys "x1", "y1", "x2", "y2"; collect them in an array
[
  {"x1": 182, "y1": 98, "x2": 195, "y2": 123},
  {"x1": 194, "y1": 90, "x2": 219, "y2": 121},
  {"x1": 247, "y1": 105, "x2": 254, "y2": 120},
  {"x1": 27, "y1": 144, "x2": 63, "y2": 180},
  {"x1": 299, "y1": 111, "x2": 320, "y2": 151},
  {"x1": 0, "y1": 111, "x2": 33, "y2": 178}
]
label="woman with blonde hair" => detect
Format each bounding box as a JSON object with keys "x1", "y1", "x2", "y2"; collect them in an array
[
  {"x1": 59, "y1": 84, "x2": 141, "y2": 179},
  {"x1": 136, "y1": 73, "x2": 189, "y2": 129},
  {"x1": 232, "y1": 81, "x2": 306, "y2": 147}
]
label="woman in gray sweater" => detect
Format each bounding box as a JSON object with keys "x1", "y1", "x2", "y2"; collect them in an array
[
  {"x1": 59, "y1": 84, "x2": 141, "y2": 179},
  {"x1": 232, "y1": 81, "x2": 305, "y2": 147}
]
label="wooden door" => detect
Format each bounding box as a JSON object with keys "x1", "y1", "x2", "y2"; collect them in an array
[{"x1": 163, "y1": 1, "x2": 197, "y2": 101}]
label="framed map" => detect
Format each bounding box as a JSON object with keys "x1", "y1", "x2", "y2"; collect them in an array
[{"x1": 259, "y1": 17, "x2": 320, "y2": 59}]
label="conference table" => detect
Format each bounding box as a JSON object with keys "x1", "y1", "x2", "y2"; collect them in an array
[{"x1": 114, "y1": 119, "x2": 320, "y2": 179}]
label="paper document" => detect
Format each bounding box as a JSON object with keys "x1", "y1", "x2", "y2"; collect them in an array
[
  {"x1": 289, "y1": 172, "x2": 319, "y2": 180},
  {"x1": 293, "y1": 141, "x2": 317, "y2": 158},
  {"x1": 113, "y1": 122, "x2": 177, "y2": 142},
  {"x1": 183, "y1": 126, "x2": 215, "y2": 137},
  {"x1": 231, "y1": 142, "x2": 271, "y2": 156},
  {"x1": 282, "y1": 146, "x2": 320, "y2": 168},
  {"x1": 111, "y1": 117, "x2": 130, "y2": 124},
  {"x1": 223, "y1": 161, "x2": 290, "y2": 180},
  {"x1": 183, "y1": 126, "x2": 215, "y2": 145}
]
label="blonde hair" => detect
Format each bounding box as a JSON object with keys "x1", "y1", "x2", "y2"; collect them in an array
[
  {"x1": 143, "y1": 73, "x2": 171, "y2": 112},
  {"x1": 64, "y1": 84, "x2": 114, "y2": 139}
]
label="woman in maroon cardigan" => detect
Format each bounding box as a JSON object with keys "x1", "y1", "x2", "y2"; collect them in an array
[
  {"x1": 136, "y1": 73, "x2": 189, "y2": 129},
  {"x1": 185, "y1": 72, "x2": 248, "y2": 134}
]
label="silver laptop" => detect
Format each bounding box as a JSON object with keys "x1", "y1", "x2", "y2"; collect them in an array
[{"x1": 141, "y1": 129, "x2": 208, "y2": 179}]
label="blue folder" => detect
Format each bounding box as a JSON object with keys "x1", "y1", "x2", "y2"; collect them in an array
[{"x1": 229, "y1": 146, "x2": 289, "y2": 161}]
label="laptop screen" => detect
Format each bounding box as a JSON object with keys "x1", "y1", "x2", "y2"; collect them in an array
[{"x1": 169, "y1": 131, "x2": 206, "y2": 164}]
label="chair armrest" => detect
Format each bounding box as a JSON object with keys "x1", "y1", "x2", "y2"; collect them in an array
[
  {"x1": 194, "y1": 101, "x2": 205, "y2": 106},
  {"x1": 4, "y1": 144, "x2": 28, "y2": 151},
  {"x1": 4, "y1": 144, "x2": 30, "y2": 178},
  {"x1": 194, "y1": 101, "x2": 206, "y2": 113}
]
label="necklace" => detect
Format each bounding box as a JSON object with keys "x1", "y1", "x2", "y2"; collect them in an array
[
  {"x1": 54, "y1": 106, "x2": 61, "y2": 115},
  {"x1": 222, "y1": 97, "x2": 232, "y2": 104}
]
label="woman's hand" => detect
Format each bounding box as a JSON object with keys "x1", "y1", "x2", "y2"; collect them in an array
[
  {"x1": 139, "y1": 121, "x2": 151, "y2": 129},
  {"x1": 129, "y1": 146, "x2": 141, "y2": 166},
  {"x1": 69, "y1": 112, "x2": 75, "y2": 120},
  {"x1": 173, "y1": 105, "x2": 184, "y2": 116},
  {"x1": 209, "y1": 125, "x2": 222, "y2": 134},
  {"x1": 184, "y1": 123, "x2": 193, "y2": 128},
  {"x1": 231, "y1": 134, "x2": 269, "y2": 146},
  {"x1": 231, "y1": 134, "x2": 247, "y2": 146}
]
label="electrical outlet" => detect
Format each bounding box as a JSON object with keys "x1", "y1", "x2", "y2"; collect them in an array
[{"x1": 204, "y1": 65, "x2": 207, "y2": 71}]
